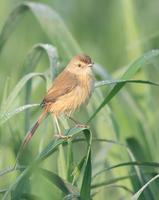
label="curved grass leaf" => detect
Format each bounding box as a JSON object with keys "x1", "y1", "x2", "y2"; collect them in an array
[
  {"x1": 36, "y1": 127, "x2": 86, "y2": 161},
  {"x1": 88, "y1": 49, "x2": 159, "y2": 123},
  {"x1": 93, "y1": 161, "x2": 159, "y2": 179},
  {"x1": 40, "y1": 168, "x2": 79, "y2": 196},
  {"x1": 126, "y1": 137, "x2": 155, "y2": 200},
  {"x1": 0, "y1": 3, "x2": 27, "y2": 51},
  {"x1": 0, "y1": 1, "x2": 81, "y2": 57},
  {"x1": 20, "y1": 43, "x2": 58, "y2": 132},
  {"x1": 80, "y1": 129, "x2": 92, "y2": 200},
  {"x1": 0, "y1": 72, "x2": 45, "y2": 116},
  {"x1": 91, "y1": 175, "x2": 134, "y2": 189},
  {"x1": 38, "y1": 129, "x2": 92, "y2": 200},
  {"x1": 3, "y1": 127, "x2": 91, "y2": 199},
  {"x1": 2, "y1": 165, "x2": 32, "y2": 200},
  {"x1": 131, "y1": 174, "x2": 159, "y2": 200},
  {"x1": 95, "y1": 79, "x2": 159, "y2": 88},
  {"x1": 0, "y1": 138, "x2": 126, "y2": 178},
  {"x1": 22, "y1": 43, "x2": 58, "y2": 83},
  {"x1": 91, "y1": 172, "x2": 157, "y2": 189},
  {"x1": 0, "y1": 165, "x2": 24, "y2": 177},
  {"x1": 0, "y1": 104, "x2": 39, "y2": 125},
  {"x1": 99, "y1": 184, "x2": 133, "y2": 194}
]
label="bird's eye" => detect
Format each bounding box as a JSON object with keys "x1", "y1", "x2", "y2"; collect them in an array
[{"x1": 78, "y1": 63, "x2": 81, "y2": 67}]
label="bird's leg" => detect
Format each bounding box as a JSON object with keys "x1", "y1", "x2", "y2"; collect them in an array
[
  {"x1": 67, "y1": 115, "x2": 89, "y2": 128},
  {"x1": 54, "y1": 115, "x2": 71, "y2": 139},
  {"x1": 54, "y1": 115, "x2": 62, "y2": 137}
]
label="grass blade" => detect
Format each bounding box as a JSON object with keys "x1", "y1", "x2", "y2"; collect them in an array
[
  {"x1": 127, "y1": 138, "x2": 154, "y2": 200},
  {"x1": 2, "y1": 127, "x2": 90, "y2": 199},
  {"x1": 40, "y1": 168, "x2": 79, "y2": 195},
  {"x1": 21, "y1": 43, "x2": 58, "y2": 131},
  {"x1": 0, "y1": 4, "x2": 27, "y2": 51},
  {"x1": 93, "y1": 161, "x2": 159, "y2": 179},
  {"x1": 95, "y1": 79, "x2": 159, "y2": 88},
  {"x1": 80, "y1": 129, "x2": 92, "y2": 200},
  {"x1": 0, "y1": 1, "x2": 81, "y2": 57},
  {"x1": 0, "y1": 72, "x2": 45, "y2": 115},
  {"x1": 0, "y1": 104, "x2": 39, "y2": 125},
  {"x1": 80, "y1": 151, "x2": 92, "y2": 200},
  {"x1": 132, "y1": 174, "x2": 159, "y2": 200},
  {"x1": 88, "y1": 49, "x2": 159, "y2": 123},
  {"x1": 72, "y1": 156, "x2": 86, "y2": 185},
  {"x1": 37, "y1": 127, "x2": 86, "y2": 162},
  {"x1": 66, "y1": 141, "x2": 74, "y2": 182},
  {"x1": 22, "y1": 43, "x2": 58, "y2": 81}
]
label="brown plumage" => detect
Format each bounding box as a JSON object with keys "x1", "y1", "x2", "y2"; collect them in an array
[
  {"x1": 17, "y1": 54, "x2": 94, "y2": 160},
  {"x1": 41, "y1": 54, "x2": 94, "y2": 116}
]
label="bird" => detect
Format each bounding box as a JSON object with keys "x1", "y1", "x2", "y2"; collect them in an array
[{"x1": 18, "y1": 54, "x2": 94, "y2": 157}]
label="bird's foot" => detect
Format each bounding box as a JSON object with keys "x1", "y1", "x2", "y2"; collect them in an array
[
  {"x1": 55, "y1": 134, "x2": 72, "y2": 140},
  {"x1": 75, "y1": 123, "x2": 89, "y2": 129}
]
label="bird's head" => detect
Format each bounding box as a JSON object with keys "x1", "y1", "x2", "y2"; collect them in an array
[{"x1": 66, "y1": 54, "x2": 94, "y2": 75}]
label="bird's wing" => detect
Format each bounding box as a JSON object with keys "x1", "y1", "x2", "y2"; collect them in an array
[{"x1": 42, "y1": 70, "x2": 79, "y2": 104}]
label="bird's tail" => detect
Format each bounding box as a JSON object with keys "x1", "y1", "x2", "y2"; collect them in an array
[{"x1": 16, "y1": 110, "x2": 48, "y2": 163}]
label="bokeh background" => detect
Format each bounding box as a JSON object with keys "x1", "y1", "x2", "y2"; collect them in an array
[
  {"x1": 1, "y1": 0, "x2": 159, "y2": 80},
  {"x1": 0, "y1": 0, "x2": 159, "y2": 199}
]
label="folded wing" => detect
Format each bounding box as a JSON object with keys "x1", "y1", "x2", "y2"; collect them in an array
[{"x1": 41, "y1": 70, "x2": 79, "y2": 106}]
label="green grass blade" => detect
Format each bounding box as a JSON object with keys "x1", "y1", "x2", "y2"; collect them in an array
[
  {"x1": 66, "y1": 141, "x2": 74, "y2": 182},
  {"x1": 21, "y1": 43, "x2": 58, "y2": 131},
  {"x1": 3, "y1": 127, "x2": 90, "y2": 199},
  {"x1": 40, "y1": 168, "x2": 79, "y2": 195},
  {"x1": 0, "y1": 77, "x2": 10, "y2": 109},
  {"x1": 0, "y1": 166, "x2": 24, "y2": 177},
  {"x1": 0, "y1": 3, "x2": 27, "y2": 51},
  {"x1": 95, "y1": 79, "x2": 159, "y2": 88},
  {"x1": 80, "y1": 151, "x2": 92, "y2": 200},
  {"x1": 0, "y1": 72, "x2": 45, "y2": 115},
  {"x1": 72, "y1": 156, "x2": 86, "y2": 185},
  {"x1": 88, "y1": 49, "x2": 159, "y2": 123},
  {"x1": 0, "y1": 104, "x2": 39, "y2": 125},
  {"x1": 58, "y1": 145, "x2": 67, "y2": 179},
  {"x1": 80, "y1": 129, "x2": 92, "y2": 200},
  {"x1": 93, "y1": 161, "x2": 159, "y2": 179},
  {"x1": 0, "y1": 2, "x2": 81, "y2": 57},
  {"x1": 36, "y1": 127, "x2": 86, "y2": 162},
  {"x1": 91, "y1": 184, "x2": 133, "y2": 198},
  {"x1": 127, "y1": 138, "x2": 154, "y2": 200},
  {"x1": 22, "y1": 43, "x2": 58, "y2": 80},
  {"x1": 132, "y1": 174, "x2": 159, "y2": 200},
  {"x1": 92, "y1": 175, "x2": 136, "y2": 189},
  {"x1": 2, "y1": 166, "x2": 31, "y2": 200}
]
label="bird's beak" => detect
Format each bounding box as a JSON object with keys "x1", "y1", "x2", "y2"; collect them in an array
[{"x1": 88, "y1": 62, "x2": 94, "y2": 67}]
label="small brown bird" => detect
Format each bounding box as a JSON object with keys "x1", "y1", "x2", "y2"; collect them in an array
[{"x1": 21, "y1": 54, "x2": 94, "y2": 151}]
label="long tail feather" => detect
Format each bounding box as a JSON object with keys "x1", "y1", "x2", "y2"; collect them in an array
[{"x1": 15, "y1": 110, "x2": 48, "y2": 164}]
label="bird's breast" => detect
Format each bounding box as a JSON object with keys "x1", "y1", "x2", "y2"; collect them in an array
[{"x1": 49, "y1": 74, "x2": 94, "y2": 116}]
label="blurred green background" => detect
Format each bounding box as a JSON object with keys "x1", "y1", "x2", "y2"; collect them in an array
[
  {"x1": 1, "y1": 0, "x2": 159, "y2": 81},
  {"x1": 0, "y1": 0, "x2": 159, "y2": 199}
]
